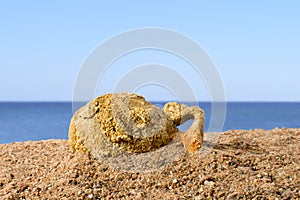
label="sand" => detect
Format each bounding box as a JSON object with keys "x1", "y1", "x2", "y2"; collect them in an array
[{"x1": 0, "y1": 128, "x2": 299, "y2": 199}]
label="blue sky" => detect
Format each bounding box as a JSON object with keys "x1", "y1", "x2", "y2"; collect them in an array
[{"x1": 0, "y1": 1, "x2": 299, "y2": 101}]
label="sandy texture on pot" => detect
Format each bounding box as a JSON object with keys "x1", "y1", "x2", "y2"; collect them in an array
[{"x1": 69, "y1": 93, "x2": 204, "y2": 158}]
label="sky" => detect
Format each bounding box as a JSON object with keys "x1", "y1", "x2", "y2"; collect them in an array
[{"x1": 0, "y1": 1, "x2": 299, "y2": 102}]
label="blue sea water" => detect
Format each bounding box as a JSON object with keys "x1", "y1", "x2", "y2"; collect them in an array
[{"x1": 0, "y1": 102, "x2": 299, "y2": 144}]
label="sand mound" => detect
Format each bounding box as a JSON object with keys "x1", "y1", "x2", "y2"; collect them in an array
[{"x1": 0, "y1": 128, "x2": 299, "y2": 199}]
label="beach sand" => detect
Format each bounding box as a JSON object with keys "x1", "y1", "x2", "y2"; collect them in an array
[{"x1": 0, "y1": 128, "x2": 299, "y2": 199}]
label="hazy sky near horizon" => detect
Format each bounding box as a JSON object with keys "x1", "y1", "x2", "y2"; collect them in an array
[{"x1": 1, "y1": 1, "x2": 299, "y2": 101}]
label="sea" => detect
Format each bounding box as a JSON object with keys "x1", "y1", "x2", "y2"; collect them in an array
[{"x1": 0, "y1": 102, "x2": 299, "y2": 144}]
